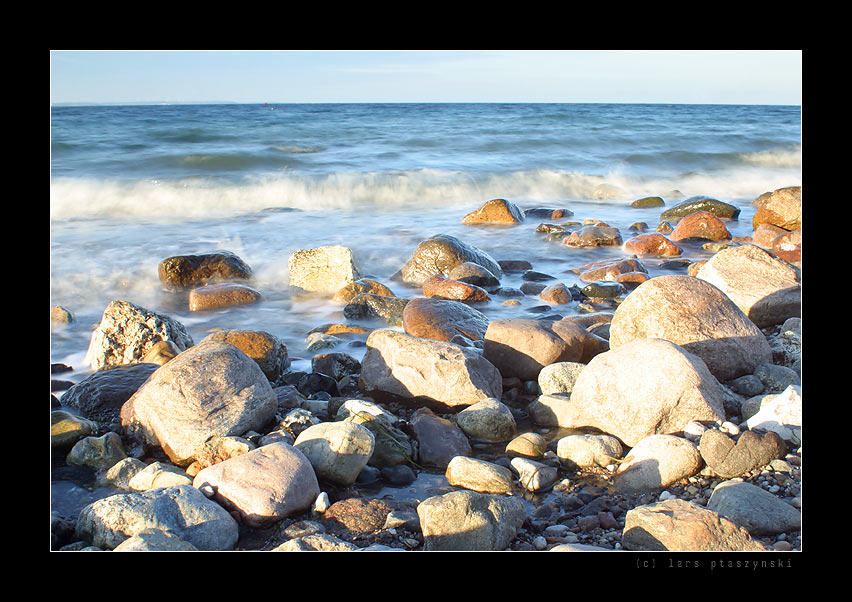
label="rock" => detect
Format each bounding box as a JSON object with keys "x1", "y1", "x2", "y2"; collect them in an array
[
  {"x1": 96, "y1": 457, "x2": 147, "y2": 490},
  {"x1": 707, "y1": 480, "x2": 801, "y2": 535},
  {"x1": 728, "y1": 374, "x2": 765, "y2": 397},
  {"x1": 66, "y1": 432, "x2": 126, "y2": 471},
  {"x1": 753, "y1": 363, "x2": 800, "y2": 392},
  {"x1": 188, "y1": 283, "x2": 263, "y2": 311},
  {"x1": 622, "y1": 498, "x2": 766, "y2": 551},
  {"x1": 51, "y1": 305, "x2": 75, "y2": 328},
  {"x1": 273, "y1": 533, "x2": 359, "y2": 551},
  {"x1": 157, "y1": 251, "x2": 253, "y2": 291},
  {"x1": 659, "y1": 196, "x2": 741, "y2": 221},
  {"x1": 343, "y1": 293, "x2": 409, "y2": 325},
  {"x1": 311, "y1": 352, "x2": 361, "y2": 381},
  {"x1": 670, "y1": 211, "x2": 732, "y2": 241},
  {"x1": 698, "y1": 428, "x2": 786, "y2": 478},
  {"x1": 402, "y1": 297, "x2": 490, "y2": 342},
  {"x1": 192, "y1": 442, "x2": 320, "y2": 527},
  {"x1": 448, "y1": 262, "x2": 500, "y2": 287},
  {"x1": 562, "y1": 225, "x2": 623, "y2": 247},
  {"x1": 538, "y1": 338, "x2": 725, "y2": 447},
  {"x1": 140, "y1": 340, "x2": 181, "y2": 365},
  {"x1": 184, "y1": 435, "x2": 256, "y2": 476},
  {"x1": 695, "y1": 244, "x2": 801, "y2": 329},
  {"x1": 505, "y1": 432, "x2": 547, "y2": 459},
  {"x1": 341, "y1": 402, "x2": 415, "y2": 468},
  {"x1": 614, "y1": 435, "x2": 703, "y2": 493},
  {"x1": 396, "y1": 234, "x2": 502, "y2": 286},
  {"x1": 524, "y1": 208, "x2": 573, "y2": 219},
  {"x1": 445, "y1": 456, "x2": 515, "y2": 494},
  {"x1": 76, "y1": 485, "x2": 239, "y2": 551},
  {"x1": 537, "y1": 361, "x2": 585, "y2": 395},
  {"x1": 753, "y1": 223, "x2": 789, "y2": 248},
  {"x1": 202, "y1": 329, "x2": 289, "y2": 382},
  {"x1": 631, "y1": 196, "x2": 665, "y2": 208},
  {"x1": 85, "y1": 300, "x2": 194, "y2": 371},
  {"x1": 409, "y1": 407, "x2": 471, "y2": 469},
  {"x1": 333, "y1": 278, "x2": 395, "y2": 303},
  {"x1": 322, "y1": 497, "x2": 399, "y2": 540},
  {"x1": 539, "y1": 283, "x2": 574, "y2": 305},
  {"x1": 511, "y1": 457, "x2": 558, "y2": 492},
  {"x1": 623, "y1": 233, "x2": 683, "y2": 257},
  {"x1": 60, "y1": 363, "x2": 159, "y2": 426},
  {"x1": 556, "y1": 433, "x2": 623, "y2": 469},
  {"x1": 422, "y1": 274, "x2": 491, "y2": 303},
  {"x1": 288, "y1": 245, "x2": 362, "y2": 294},
  {"x1": 581, "y1": 281, "x2": 625, "y2": 298},
  {"x1": 609, "y1": 275, "x2": 772, "y2": 381},
  {"x1": 577, "y1": 258, "x2": 648, "y2": 283},
  {"x1": 745, "y1": 385, "x2": 801, "y2": 446},
  {"x1": 417, "y1": 490, "x2": 526, "y2": 551},
  {"x1": 358, "y1": 329, "x2": 502, "y2": 412},
  {"x1": 456, "y1": 398, "x2": 517, "y2": 442},
  {"x1": 128, "y1": 461, "x2": 193, "y2": 491},
  {"x1": 482, "y1": 318, "x2": 603, "y2": 381},
  {"x1": 120, "y1": 338, "x2": 278, "y2": 467},
  {"x1": 461, "y1": 198, "x2": 525, "y2": 224},
  {"x1": 113, "y1": 529, "x2": 199, "y2": 551},
  {"x1": 293, "y1": 421, "x2": 375, "y2": 486},
  {"x1": 551, "y1": 543, "x2": 612, "y2": 551},
  {"x1": 752, "y1": 186, "x2": 801, "y2": 232}
]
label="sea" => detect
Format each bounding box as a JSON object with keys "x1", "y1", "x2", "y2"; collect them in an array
[{"x1": 49, "y1": 102, "x2": 802, "y2": 524}]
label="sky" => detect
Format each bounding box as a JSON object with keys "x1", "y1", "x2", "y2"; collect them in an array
[{"x1": 49, "y1": 50, "x2": 802, "y2": 106}]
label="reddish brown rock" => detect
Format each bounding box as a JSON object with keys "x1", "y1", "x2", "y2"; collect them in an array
[
  {"x1": 623, "y1": 233, "x2": 683, "y2": 257},
  {"x1": 670, "y1": 211, "x2": 732, "y2": 242},
  {"x1": 201, "y1": 329, "x2": 289, "y2": 382},
  {"x1": 188, "y1": 283, "x2": 263, "y2": 311},
  {"x1": 461, "y1": 198, "x2": 525, "y2": 224},
  {"x1": 422, "y1": 274, "x2": 491, "y2": 303},
  {"x1": 752, "y1": 186, "x2": 801, "y2": 232},
  {"x1": 753, "y1": 223, "x2": 789, "y2": 248},
  {"x1": 158, "y1": 251, "x2": 253, "y2": 292},
  {"x1": 333, "y1": 278, "x2": 395, "y2": 303},
  {"x1": 578, "y1": 258, "x2": 648, "y2": 282},
  {"x1": 402, "y1": 297, "x2": 490, "y2": 342},
  {"x1": 539, "y1": 283, "x2": 574, "y2": 305}
]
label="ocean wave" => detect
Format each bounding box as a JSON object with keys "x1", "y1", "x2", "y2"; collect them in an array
[
  {"x1": 736, "y1": 145, "x2": 802, "y2": 168},
  {"x1": 49, "y1": 167, "x2": 801, "y2": 221}
]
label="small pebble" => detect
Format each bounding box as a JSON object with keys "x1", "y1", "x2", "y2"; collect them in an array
[{"x1": 533, "y1": 536, "x2": 547, "y2": 550}]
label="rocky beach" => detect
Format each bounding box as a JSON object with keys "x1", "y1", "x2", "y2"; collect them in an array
[{"x1": 50, "y1": 187, "x2": 802, "y2": 555}]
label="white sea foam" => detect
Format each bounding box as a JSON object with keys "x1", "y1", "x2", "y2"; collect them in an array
[{"x1": 50, "y1": 163, "x2": 801, "y2": 222}]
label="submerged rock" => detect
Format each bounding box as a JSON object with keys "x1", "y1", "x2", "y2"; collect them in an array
[
  {"x1": 461, "y1": 198, "x2": 525, "y2": 224},
  {"x1": 396, "y1": 234, "x2": 503, "y2": 285},
  {"x1": 158, "y1": 251, "x2": 253, "y2": 291}
]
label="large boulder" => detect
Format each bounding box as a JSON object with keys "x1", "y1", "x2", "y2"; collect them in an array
[
  {"x1": 752, "y1": 186, "x2": 801, "y2": 232},
  {"x1": 402, "y1": 297, "x2": 490, "y2": 342},
  {"x1": 396, "y1": 234, "x2": 503, "y2": 286},
  {"x1": 120, "y1": 338, "x2": 278, "y2": 466},
  {"x1": 417, "y1": 490, "x2": 526, "y2": 551},
  {"x1": 695, "y1": 244, "x2": 801, "y2": 329},
  {"x1": 85, "y1": 300, "x2": 194, "y2": 371},
  {"x1": 288, "y1": 245, "x2": 362, "y2": 294},
  {"x1": 192, "y1": 442, "x2": 320, "y2": 527},
  {"x1": 609, "y1": 275, "x2": 772, "y2": 381},
  {"x1": 622, "y1": 498, "x2": 766, "y2": 551},
  {"x1": 535, "y1": 338, "x2": 725, "y2": 447},
  {"x1": 75, "y1": 485, "x2": 239, "y2": 551},
  {"x1": 158, "y1": 251, "x2": 253, "y2": 292},
  {"x1": 707, "y1": 480, "x2": 801, "y2": 536},
  {"x1": 461, "y1": 198, "x2": 525, "y2": 225},
  {"x1": 483, "y1": 318, "x2": 605, "y2": 381},
  {"x1": 358, "y1": 329, "x2": 502, "y2": 412},
  {"x1": 670, "y1": 211, "x2": 732, "y2": 241},
  {"x1": 614, "y1": 434, "x2": 703, "y2": 493}
]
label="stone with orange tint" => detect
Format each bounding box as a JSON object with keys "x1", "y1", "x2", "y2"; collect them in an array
[{"x1": 623, "y1": 233, "x2": 683, "y2": 257}]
